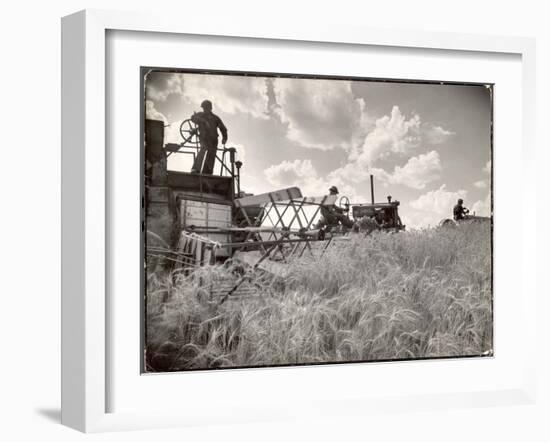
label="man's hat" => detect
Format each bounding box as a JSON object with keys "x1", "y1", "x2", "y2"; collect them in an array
[
  {"x1": 201, "y1": 99, "x2": 213, "y2": 110},
  {"x1": 458, "y1": 198, "x2": 464, "y2": 204},
  {"x1": 329, "y1": 185, "x2": 339, "y2": 194}
]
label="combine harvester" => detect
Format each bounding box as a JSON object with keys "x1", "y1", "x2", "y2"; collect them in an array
[{"x1": 144, "y1": 118, "x2": 405, "y2": 302}]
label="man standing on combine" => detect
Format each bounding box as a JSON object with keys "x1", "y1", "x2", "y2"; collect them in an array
[{"x1": 190, "y1": 100, "x2": 228, "y2": 175}]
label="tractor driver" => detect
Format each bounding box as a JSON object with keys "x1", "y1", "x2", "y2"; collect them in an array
[
  {"x1": 190, "y1": 100, "x2": 228, "y2": 175},
  {"x1": 317, "y1": 186, "x2": 354, "y2": 229},
  {"x1": 453, "y1": 198, "x2": 470, "y2": 221}
]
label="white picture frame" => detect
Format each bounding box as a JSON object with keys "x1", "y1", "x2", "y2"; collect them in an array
[{"x1": 61, "y1": 9, "x2": 537, "y2": 433}]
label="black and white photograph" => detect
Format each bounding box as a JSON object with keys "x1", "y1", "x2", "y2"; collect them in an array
[
  {"x1": 143, "y1": 68, "x2": 493, "y2": 372},
  {"x1": 2, "y1": 0, "x2": 548, "y2": 437}
]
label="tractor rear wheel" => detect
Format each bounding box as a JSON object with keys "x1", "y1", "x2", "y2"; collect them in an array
[{"x1": 439, "y1": 218, "x2": 456, "y2": 228}]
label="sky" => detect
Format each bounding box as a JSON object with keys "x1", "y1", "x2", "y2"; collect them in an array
[{"x1": 144, "y1": 70, "x2": 492, "y2": 228}]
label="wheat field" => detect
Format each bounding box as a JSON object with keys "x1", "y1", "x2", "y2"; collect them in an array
[{"x1": 145, "y1": 221, "x2": 492, "y2": 372}]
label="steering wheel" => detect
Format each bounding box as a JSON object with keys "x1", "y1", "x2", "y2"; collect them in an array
[
  {"x1": 337, "y1": 195, "x2": 350, "y2": 212},
  {"x1": 179, "y1": 119, "x2": 200, "y2": 145}
]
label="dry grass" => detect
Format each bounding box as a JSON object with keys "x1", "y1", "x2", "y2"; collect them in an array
[{"x1": 145, "y1": 221, "x2": 492, "y2": 371}]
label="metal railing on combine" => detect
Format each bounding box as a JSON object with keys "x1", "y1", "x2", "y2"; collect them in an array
[{"x1": 163, "y1": 118, "x2": 243, "y2": 195}]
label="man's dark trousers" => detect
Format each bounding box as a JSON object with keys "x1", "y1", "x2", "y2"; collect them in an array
[{"x1": 192, "y1": 138, "x2": 218, "y2": 174}]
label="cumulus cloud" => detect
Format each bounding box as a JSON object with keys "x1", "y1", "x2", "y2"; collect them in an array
[
  {"x1": 264, "y1": 159, "x2": 326, "y2": 196},
  {"x1": 145, "y1": 72, "x2": 269, "y2": 118},
  {"x1": 390, "y1": 151, "x2": 441, "y2": 189},
  {"x1": 145, "y1": 100, "x2": 167, "y2": 124},
  {"x1": 264, "y1": 159, "x2": 361, "y2": 201},
  {"x1": 163, "y1": 120, "x2": 185, "y2": 144},
  {"x1": 409, "y1": 185, "x2": 467, "y2": 226},
  {"x1": 324, "y1": 106, "x2": 425, "y2": 188},
  {"x1": 145, "y1": 72, "x2": 185, "y2": 102},
  {"x1": 329, "y1": 149, "x2": 441, "y2": 192},
  {"x1": 372, "y1": 151, "x2": 442, "y2": 190},
  {"x1": 352, "y1": 105, "x2": 421, "y2": 167},
  {"x1": 474, "y1": 180, "x2": 487, "y2": 189},
  {"x1": 399, "y1": 212, "x2": 435, "y2": 230},
  {"x1": 183, "y1": 74, "x2": 269, "y2": 118},
  {"x1": 272, "y1": 80, "x2": 452, "y2": 173},
  {"x1": 326, "y1": 162, "x2": 362, "y2": 185},
  {"x1": 471, "y1": 192, "x2": 491, "y2": 217},
  {"x1": 425, "y1": 125, "x2": 455, "y2": 144},
  {"x1": 273, "y1": 78, "x2": 370, "y2": 151},
  {"x1": 272, "y1": 78, "x2": 453, "y2": 171}
]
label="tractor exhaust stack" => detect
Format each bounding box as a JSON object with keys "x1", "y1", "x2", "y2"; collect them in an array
[{"x1": 370, "y1": 175, "x2": 374, "y2": 204}]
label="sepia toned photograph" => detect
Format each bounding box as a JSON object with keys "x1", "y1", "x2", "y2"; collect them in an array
[{"x1": 142, "y1": 68, "x2": 493, "y2": 372}]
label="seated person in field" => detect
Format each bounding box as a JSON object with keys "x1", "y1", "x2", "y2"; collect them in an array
[
  {"x1": 316, "y1": 186, "x2": 354, "y2": 230},
  {"x1": 453, "y1": 198, "x2": 470, "y2": 221}
]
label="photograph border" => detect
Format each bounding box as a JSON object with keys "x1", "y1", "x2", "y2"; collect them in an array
[
  {"x1": 61, "y1": 9, "x2": 536, "y2": 432},
  {"x1": 140, "y1": 65, "x2": 495, "y2": 373}
]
